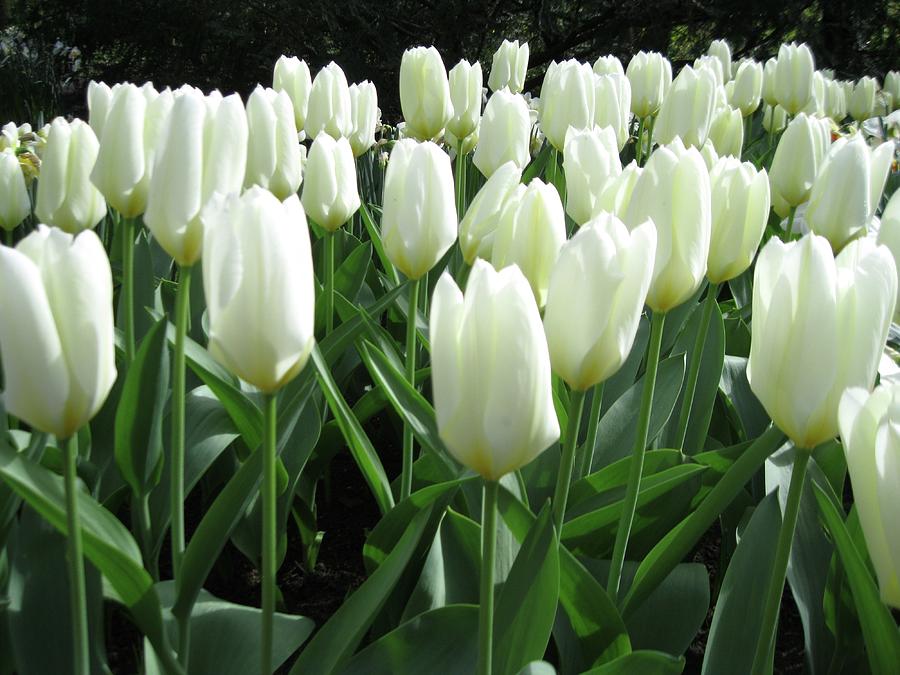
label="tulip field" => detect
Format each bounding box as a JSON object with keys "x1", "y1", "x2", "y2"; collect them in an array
[{"x1": 2, "y1": 34, "x2": 900, "y2": 675}]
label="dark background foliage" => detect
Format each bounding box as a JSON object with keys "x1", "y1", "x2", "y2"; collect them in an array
[{"x1": 0, "y1": 0, "x2": 898, "y2": 122}]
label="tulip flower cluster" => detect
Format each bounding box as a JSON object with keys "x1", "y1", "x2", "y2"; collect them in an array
[{"x1": 0, "y1": 31, "x2": 898, "y2": 675}]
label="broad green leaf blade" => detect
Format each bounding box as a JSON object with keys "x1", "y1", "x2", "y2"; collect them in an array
[
  {"x1": 591, "y1": 354, "x2": 686, "y2": 470},
  {"x1": 812, "y1": 482, "x2": 900, "y2": 675},
  {"x1": 290, "y1": 507, "x2": 434, "y2": 674},
  {"x1": 582, "y1": 650, "x2": 685, "y2": 674},
  {"x1": 496, "y1": 485, "x2": 631, "y2": 668},
  {"x1": 662, "y1": 296, "x2": 725, "y2": 454},
  {"x1": 357, "y1": 340, "x2": 460, "y2": 480},
  {"x1": 155, "y1": 583, "x2": 313, "y2": 675},
  {"x1": 115, "y1": 316, "x2": 170, "y2": 496},
  {"x1": 359, "y1": 201, "x2": 399, "y2": 284},
  {"x1": 0, "y1": 442, "x2": 180, "y2": 674},
  {"x1": 6, "y1": 508, "x2": 107, "y2": 675},
  {"x1": 622, "y1": 426, "x2": 786, "y2": 618},
  {"x1": 720, "y1": 356, "x2": 770, "y2": 440},
  {"x1": 338, "y1": 604, "x2": 478, "y2": 675},
  {"x1": 493, "y1": 503, "x2": 560, "y2": 675},
  {"x1": 312, "y1": 344, "x2": 395, "y2": 514},
  {"x1": 702, "y1": 492, "x2": 781, "y2": 675}
]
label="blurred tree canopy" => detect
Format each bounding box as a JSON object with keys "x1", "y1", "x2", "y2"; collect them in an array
[{"x1": 1, "y1": 0, "x2": 898, "y2": 122}]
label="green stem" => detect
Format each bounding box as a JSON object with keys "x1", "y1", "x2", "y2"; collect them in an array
[
  {"x1": 552, "y1": 389, "x2": 586, "y2": 538},
  {"x1": 478, "y1": 479, "x2": 499, "y2": 675},
  {"x1": 400, "y1": 278, "x2": 420, "y2": 501},
  {"x1": 635, "y1": 116, "x2": 646, "y2": 166},
  {"x1": 122, "y1": 215, "x2": 136, "y2": 364},
  {"x1": 645, "y1": 115, "x2": 656, "y2": 163},
  {"x1": 750, "y1": 449, "x2": 811, "y2": 675},
  {"x1": 455, "y1": 140, "x2": 465, "y2": 218},
  {"x1": 172, "y1": 264, "x2": 192, "y2": 668},
  {"x1": 135, "y1": 492, "x2": 158, "y2": 579},
  {"x1": 607, "y1": 310, "x2": 666, "y2": 600},
  {"x1": 576, "y1": 382, "x2": 604, "y2": 479},
  {"x1": 261, "y1": 393, "x2": 278, "y2": 675},
  {"x1": 457, "y1": 260, "x2": 472, "y2": 290},
  {"x1": 784, "y1": 206, "x2": 797, "y2": 240},
  {"x1": 324, "y1": 231, "x2": 335, "y2": 335},
  {"x1": 742, "y1": 115, "x2": 751, "y2": 159},
  {"x1": 63, "y1": 434, "x2": 89, "y2": 675},
  {"x1": 5, "y1": 227, "x2": 13, "y2": 247},
  {"x1": 673, "y1": 283, "x2": 719, "y2": 452}
]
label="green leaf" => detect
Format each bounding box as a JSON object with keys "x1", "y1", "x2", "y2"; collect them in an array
[
  {"x1": 702, "y1": 493, "x2": 781, "y2": 675},
  {"x1": 290, "y1": 506, "x2": 435, "y2": 674},
  {"x1": 402, "y1": 509, "x2": 481, "y2": 619},
  {"x1": 493, "y1": 503, "x2": 560, "y2": 675},
  {"x1": 338, "y1": 604, "x2": 478, "y2": 675},
  {"x1": 496, "y1": 485, "x2": 631, "y2": 668},
  {"x1": 561, "y1": 464, "x2": 707, "y2": 554},
  {"x1": 582, "y1": 650, "x2": 685, "y2": 674},
  {"x1": 357, "y1": 340, "x2": 460, "y2": 480},
  {"x1": 0, "y1": 442, "x2": 181, "y2": 674},
  {"x1": 312, "y1": 344, "x2": 395, "y2": 514},
  {"x1": 812, "y1": 482, "x2": 900, "y2": 675},
  {"x1": 569, "y1": 450, "x2": 683, "y2": 507},
  {"x1": 662, "y1": 296, "x2": 725, "y2": 454},
  {"x1": 622, "y1": 426, "x2": 786, "y2": 618},
  {"x1": 523, "y1": 142, "x2": 551, "y2": 183},
  {"x1": 115, "y1": 317, "x2": 170, "y2": 496},
  {"x1": 154, "y1": 583, "x2": 313, "y2": 675},
  {"x1": 591, "y1": 354, "x2": 686, "y2": 470},
  {"x1": 359, "y1": 202, "x2": 399, "y2": 284},
  {"x1": 5, "y1": 508, "x2": 107, "y2": 675},
  {"x1": 720, "y1": 357, "x2": 770, "y2": 440}
]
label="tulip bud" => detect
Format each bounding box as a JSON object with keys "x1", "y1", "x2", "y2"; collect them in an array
[
  {"x1": 87, "y1": 80, "x2": 114, "y2": 141},
  {"x1": 202, "y1": 189, "x2": 314, "y2": 393},
  {"x1": 824, "y1": 78, "x2": 848, "y2": 121},
  {"x1": 301, "y1": 133, "x2": 360, "y2": 232},
  {"x1": 708, "y1": 105, "x2": 744, "y2": 158},
  {"x1": 488, "y1": 39, "x2": 529, "y2": 94},
  {"x1": 0, "y1": 149, "x2": 30, "y2": 231},
  {"x1": 458, "y1": 161, "x2": 521, "y2": 264},
  {"x1": 543, "y1": 213, "x2": 656, "y2": 390},
  {"x1": 492, "y1": 178, "x2": 566, "y2": 308},
  {"x1": 273, "y1": 55, "x2": 312, "y2": 132},
  {"x1": 729, "y1": 59, "x2": 763, "y2": 116},
  {"x1": 400, "y1": 46, "x2": 453, "y2": 141},
  {"x1": 244, "y1": 86, "x2": 303, "y2": 200},
  {"x1": 0, "y1": 225, "x2": 116, "y2": 438},
  {"x1": 768, "y1": 112, "x2": 831, "y2": 215},
  {"x1": 708, "y1": 39, "x2": 732, "y2": 83},
  {"x1": 849, "y1": 76, "x2": 878, "y2": 122},
  {"x1": 774, "y1": 42, "x2": 816, "y2": 115},
  {"x1": 885, "y1": 71, "x2": 900, "y2": 111},
  {"x1": 598, "y1": 160, "x2": 642, "y2": 218},
  {"x1": 623, "y1": 138, "x2": 712, "y2": 313},
  {"x1": 626, "y1": 51, "x2": 672, "y2": 118},
  {"x1": 762, "y1": 104, "x2": 788, "y2": 133},
  {"x1": 473, "y1": 89, "x2": 531, "y2": 178},
  {"x1": 838, "y1": 383, "x2": 900, "y2": 608},
  {"x1": 382, "y1": 139, "x2": 457, "y2": 279},
  {"x1": 35, "y1": 118, "x2": 106, "y2": 233},
  {"x1": 90, "y1": 83, "x2": 171, "y2": 217},
  {"x1": 762, "y1": 57, "x2": 779, "y2": 107},
  {"x1": 707, "y1": 157, "x2": 770, "y2": 283},
  {"x1": 694, "y1": 55, "x2": 725, "y2": 88},
  {"x1": 806, "y1": 134, "x2": 894, "y2": 250},
  {"x1": 876, "y1": 191, "x2": 900, "y2": 319},
  {"x1": 447, "y1": 60, "x2": 482, "y2": 141},
  {"x1": 431, "y1": 259, "x2": 559, "y2": 479},
  {"x1": 306, "y1": 62, "x2": 353, "y2": 140},
  {"x1": 540, "y1": 59, "x2": 596, "y2": 150},
  {"x1": 593, "y1": 72, "x2": 631, "y2": 151},
  {"x1": 348, "y1": 81, "x2": 379, "y2": 158},
  {"x1": 748, "y1": 233, "x2": 896, "y2": 448},
  {"x1": 593, "y1": 55, "x2": 624, "y2": 77},
  {"x1": 144, "y1": 89, "x2": 249, "y2": 266},
  {"x1": 563, "y1": 126, "x2": 622, "y2": 225},
  {"x1": 653, "y1": 65, "x2": 718, "y2": 148}
]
